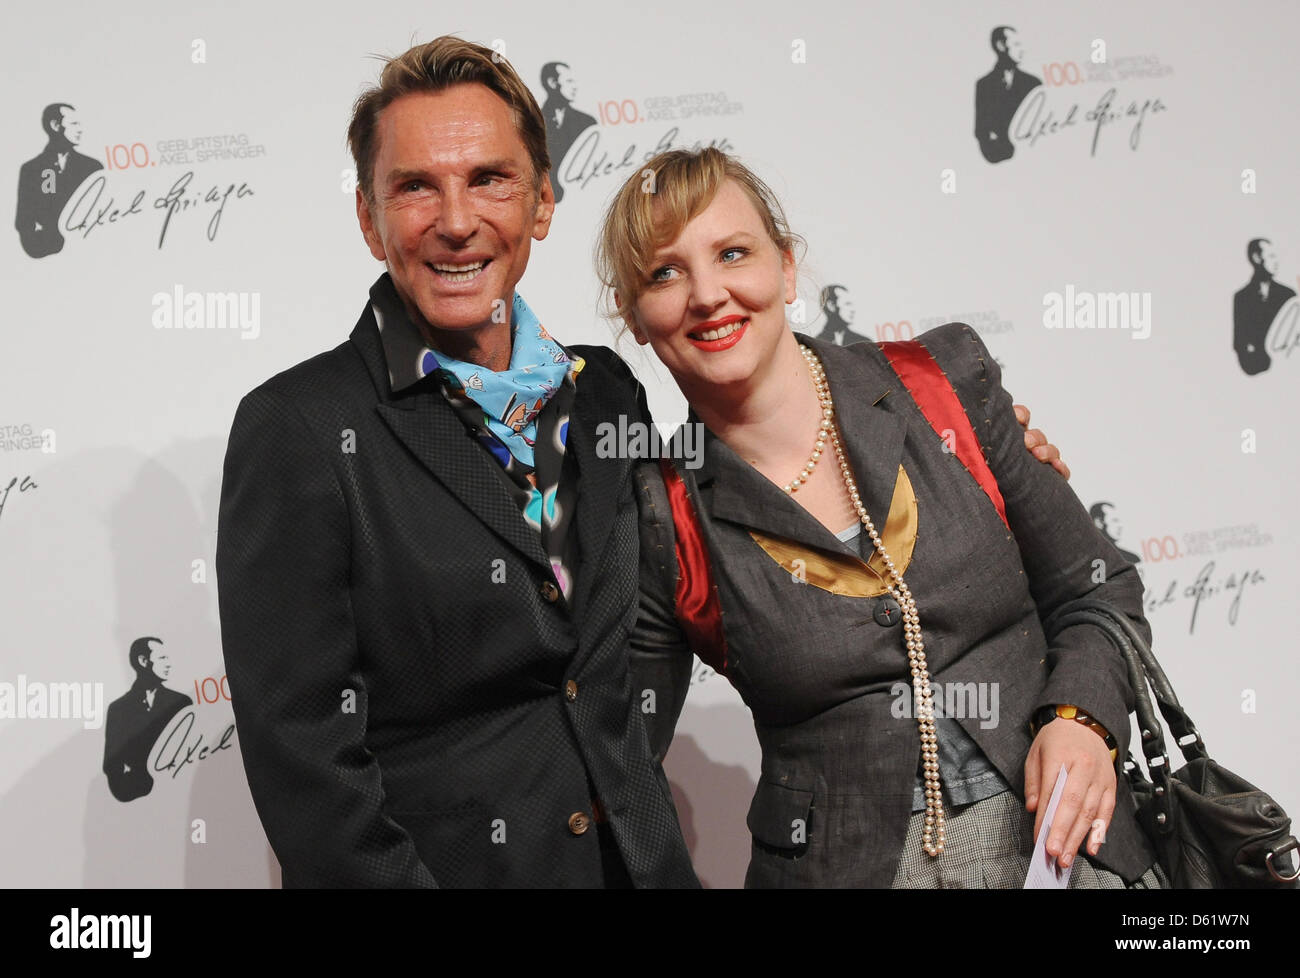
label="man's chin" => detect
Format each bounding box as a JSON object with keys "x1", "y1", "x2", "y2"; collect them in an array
[{"x1": 414, "y1": 301, "x2": 505, "y2": 338}]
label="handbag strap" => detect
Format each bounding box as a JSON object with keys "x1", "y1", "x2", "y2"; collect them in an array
[
  {"x1": 1047, "y1": 606, "x2": 1171, "y2": 777},
  {"x1": 1044, "y1": 598, "x2": 1208, "y2": 768}
]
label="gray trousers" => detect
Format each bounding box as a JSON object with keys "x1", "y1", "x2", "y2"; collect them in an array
[{"x1": 891, "y1": 788, "x2": 1167, "y2": 888}]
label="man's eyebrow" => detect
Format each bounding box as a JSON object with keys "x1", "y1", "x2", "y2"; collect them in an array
[
  {"x1": 383, "y1": 160, "x2": 522, "y2": 184},
  {"x1": 384, "y1": 167, "x2": 429, "y2": 186},
  {"x1": 470, "y1": 159, "x2": 521, "y2": 174}
]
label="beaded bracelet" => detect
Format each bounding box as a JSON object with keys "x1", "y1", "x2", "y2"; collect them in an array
[{"x1": 1030, "y1": 703, "x2": 1119, "y2": 763}]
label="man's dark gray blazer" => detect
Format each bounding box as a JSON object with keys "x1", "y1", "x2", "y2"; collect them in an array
[{"x1": 215, "y1": 280, "x2": 697, "y2": 887}]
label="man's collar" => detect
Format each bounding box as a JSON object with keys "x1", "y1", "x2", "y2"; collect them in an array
[
  {"x1": 371, "y1": 273, "x2": 441, "y2": 393},
  {"x1": 368, "y1": 272, "x2": 582, "y2": 395}
]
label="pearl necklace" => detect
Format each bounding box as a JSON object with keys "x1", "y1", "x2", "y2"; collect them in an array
[{"x1": 784, "y1": 343, "x2": 946, "y2": 857}]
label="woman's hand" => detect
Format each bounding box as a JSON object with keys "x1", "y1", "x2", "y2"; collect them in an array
[{"x1": 1024, "y1": 717, "x2": 1115, "y2": 868}]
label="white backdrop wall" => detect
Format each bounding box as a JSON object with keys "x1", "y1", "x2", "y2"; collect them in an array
[{"x1": 2, "y1": 0, "x2": 1297, "y2": 887}]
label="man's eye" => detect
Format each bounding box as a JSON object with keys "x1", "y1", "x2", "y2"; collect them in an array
[
  {"x1": 475, "y1": 173, "x2": 502, "y2": 186},
  {"x1": 403, "y1": 180, "x2": 423, "y2": 192}
]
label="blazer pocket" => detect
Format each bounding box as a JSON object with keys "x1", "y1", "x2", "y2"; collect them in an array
[
  {"x1": 746, "y1": 780, "x2": 814, "y2": 856},
  {"x1": 387, "y1": 802, "x2": 495, "y2": 886}
]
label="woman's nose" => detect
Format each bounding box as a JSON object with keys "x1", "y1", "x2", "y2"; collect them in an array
[{"x1": 687, "y1": 263, "x2": 729, "y2": 313}]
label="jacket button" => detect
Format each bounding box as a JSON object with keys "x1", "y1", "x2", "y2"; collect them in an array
[
  {"x1": 564, "y1": 679, "x2": 578, "y2": 702},
  {"x1": 873, "y1": 596, "x2": 902, "y2": 627},
  {"x1": 540, "y1": 581, "x2": 561, "y2": 603},
  {"x1": 568, "y1": 811, "x2": 590, "y2": 835}
]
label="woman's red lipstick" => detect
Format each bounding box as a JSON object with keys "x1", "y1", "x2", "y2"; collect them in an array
[{"x1": 687, "y1": 314, "x2": 748, "y2": 352}]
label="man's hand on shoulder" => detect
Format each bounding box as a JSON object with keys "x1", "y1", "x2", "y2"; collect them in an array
[{"x1": 1014, "y1": 403, "x2": 1071, "y2": 481}]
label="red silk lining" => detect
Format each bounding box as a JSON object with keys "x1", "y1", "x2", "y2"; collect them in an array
[
  {"x1": 878, "y1": 340, "x2": 1009, "y2": 530},
  {"x1": 658, "y1": 457, "x2": 729, "y2": 675}
]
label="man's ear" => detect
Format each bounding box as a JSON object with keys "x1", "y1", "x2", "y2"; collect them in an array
[
  {"x1": 356, "y1": 189, "x2": 386, "y2": 262},
  {"x1": 532, "y1": 174, "x2": 556, "y2": 241}
]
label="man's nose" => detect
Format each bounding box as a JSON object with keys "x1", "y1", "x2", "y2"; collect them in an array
[{"x1": 436, "y1": 184, "x2": 476, "y2": 242}]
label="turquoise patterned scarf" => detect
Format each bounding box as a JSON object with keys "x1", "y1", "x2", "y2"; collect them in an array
[{"x1": 424, "y1": 294, "x2": 571, "y2": 468}]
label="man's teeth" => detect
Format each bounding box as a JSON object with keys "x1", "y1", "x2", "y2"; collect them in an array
[
  {"x1": 694, "y1": 320, "x2": 746, "y2": 341},
  {"x1": 431, "y1": 260, "x2": 486, "y2": 282}
]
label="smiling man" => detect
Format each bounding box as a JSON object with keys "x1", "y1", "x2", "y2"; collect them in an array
[{"x1": 215, "y1": 36, "x2": 697, "y2": 888}]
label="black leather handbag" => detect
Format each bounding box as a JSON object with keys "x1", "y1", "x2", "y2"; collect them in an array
[{"x1": 1045, "y1": 597, "x2": 1299, "y2": 889}]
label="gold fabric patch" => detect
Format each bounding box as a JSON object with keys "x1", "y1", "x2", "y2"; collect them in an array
[{"x1": 748, "y1": 464, "x2": 917, "y2": 597}]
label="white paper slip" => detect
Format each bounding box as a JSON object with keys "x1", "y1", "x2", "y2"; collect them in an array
[{"x1": 1023, "y1": 763, "x2": 1074, "y2": 889}]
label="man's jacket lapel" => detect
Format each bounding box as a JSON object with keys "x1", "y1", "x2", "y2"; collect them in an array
[
  {"x1": 350, "y1": 303, "x2": 552, "y2": 572},
  {"x1": 566, "y1": 355, "x2": 632, "y2": 618}
]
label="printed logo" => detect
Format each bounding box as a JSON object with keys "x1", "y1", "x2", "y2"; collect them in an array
[
  {"x1": 1233, "y1": 237, "x2": 1299, "y2": 375},
  {"x1": 533, "y1": 57, "x2": 738, "y2": 204},
  {"x1": 814, "y1": 284, "x2": 861, "y2": 345},
  {"x1": 539, "y1": 61, "x2": 598, "y2": 203},
  {"x1": 1094, "y1": 506, "x2": 1275, "y2": 635},
  {"x1": 975, "y1": 27, "x2": 1042, "y2": 163},
  {"x1": 805, "y1": 286, "x2": 1015, "y2": 349},
  {"x1": 973, "y1": 26, "x2": 1170, "y2": 165},
  {"x1": 1089, "y1": 500, "x2": 1141, "y2": 564},
  {"x1": 102, "y1": 637, "x2": 193, "y2": 801},
  {"x1": 15, "y1": 103, "x2": 104, "y2": 257},
  {"x1": 13, "y1": 100, "x2": 263, "y2": 260}
]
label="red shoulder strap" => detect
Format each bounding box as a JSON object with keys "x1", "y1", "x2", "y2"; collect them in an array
[
  {"x1": 878, "y1": 339, "x2": 1009, "y2": 530},
  {"x1": 657, "y1": 457, "x2": 729, "y2": 675}
]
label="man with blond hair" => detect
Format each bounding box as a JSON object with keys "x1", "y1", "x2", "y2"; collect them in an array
[{"x1": 216, "y1": 36, "x2": 697, "y2": 888}]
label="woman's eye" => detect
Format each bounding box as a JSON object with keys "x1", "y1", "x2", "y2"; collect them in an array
[
  {"x1": 650, "y1": 266, "x2": 675, "y2": 282},
  {"x1": 721, "y1": 247, "x2": 747, "y2": 262}
]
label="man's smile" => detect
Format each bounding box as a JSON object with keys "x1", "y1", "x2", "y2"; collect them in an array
[{"x1": 428, "y1": 259, "x2": 490, "y2": 284}]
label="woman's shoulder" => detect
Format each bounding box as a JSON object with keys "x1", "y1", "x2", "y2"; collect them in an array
[
  {"x1": 912, "y1": 322, "x2": 998, "y2": 380},
  {"x1": 825, "y1": 322, "x2": 1003, "y2": 402}
]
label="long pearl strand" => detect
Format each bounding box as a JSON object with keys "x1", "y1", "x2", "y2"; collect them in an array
[{"x1": 784, "y1": 343, "x2": 946, "y2": 857}]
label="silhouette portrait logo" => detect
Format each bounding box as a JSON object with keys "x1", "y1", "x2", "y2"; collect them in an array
[
  {"x1": 1090, "y1": 501, "x2": 1141, "y2": 565},
  {"x1": 974, "y1": 26, "x2": 1042, "y2": 164},
  {"x1": 538, "y1": 61, "x2": 597, "y2": 203},
  {"x1": 1233, "y1": 237, "x2": 1299, "y2": 376},
  {"x1": 815, "y1": 284, "x2": 862, "y2": 346},
  {"x1": 102, "y1": 637, "x2": 193, "y2": 802},
  {"x1": 14, "y1": 102, "x2": 104, "y2": 258}
]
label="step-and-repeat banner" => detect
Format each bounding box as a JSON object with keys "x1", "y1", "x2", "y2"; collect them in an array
[{"x1": 2, "y1": 0, "x2": 1296, "y2": 887}]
